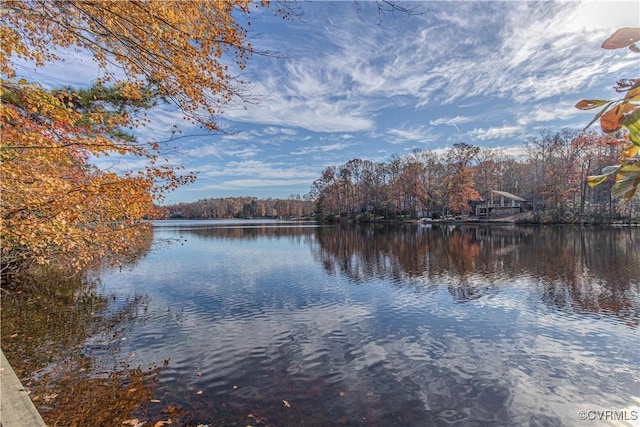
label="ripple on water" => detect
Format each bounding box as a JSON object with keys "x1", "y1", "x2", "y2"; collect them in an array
[{"x1": 89, "y1": 225, "x2": 640, "y2": 426}]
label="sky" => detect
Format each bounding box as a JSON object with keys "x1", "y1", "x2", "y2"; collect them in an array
[{"x1": 15, "y1": 1, "x2": 640, "y2": 204}]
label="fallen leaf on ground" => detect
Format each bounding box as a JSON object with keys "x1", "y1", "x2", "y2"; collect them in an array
[
  {"x1": 43, "y1": 393, "x2": 58, "y2": 403},
  {"x1": 122, "y1": 419, "x2": 146, "y2": 426}
]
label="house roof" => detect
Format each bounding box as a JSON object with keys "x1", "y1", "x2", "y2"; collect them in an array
[{"x1": 491, "y1": 190, "x2": 526, "y2": 202}]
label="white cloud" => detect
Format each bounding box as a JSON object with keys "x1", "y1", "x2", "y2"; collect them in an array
[
  {"x1": 490, "y1": 145, "x2": 529, "y2": 159},
  {"x1": 468, "y1": 126, "x2": 522, "y2": 141},
  {"x1": 291, "y1": 142, "x2": 352, "y2": 155},
  {"x1": 198, "y1": 160, "x2": 318, "y2": 180},
  {"x1": 227, "y1": 146, "x2": 261, "y2": 159},
  {"x1": 197, "y1": 178, "x2": 314, "y2": 191},
  {"x1": 218, "y1": 132, "x2": 255, "y2": 142},
  {"x1": 183, "y1": 144, "x2": 225, "y2": 159},
  {"x1": 429, "y1": 115, "x2": 475, "y2": 127},
  {"x1": 225, "y1": 80, "x2": 375, "y2": 132},
  {"x1": 386, "y1": 126, "x2": 440, "y2": 145},
  {"x1": 263, "y1": 126, "x2": 298, "y2": 136},
  {"x1": 517, "y1": 101, "x2": 585, "y2": 126}
]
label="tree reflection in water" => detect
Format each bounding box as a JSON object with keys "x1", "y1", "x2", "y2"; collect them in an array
[
  {"x1": 314, "y1": 224, "x2": 639, "y2": 325},
  {"x1": 1, "y1": 236, "x2": 167, "y2": 426},
  {"x1": 2, "y1": 223, "x2": 638, "y2": 425}
]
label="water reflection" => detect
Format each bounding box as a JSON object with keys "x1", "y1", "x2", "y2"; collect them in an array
[
  {"x1": 0, "y1": 268, "x2": 160, "y2": 426},
  {"x1": 314, "y1": 224, "x2": 639, "y2": 324},
  {"x1": 6, "y1": 222, "x2": 639, "y2": 426}
]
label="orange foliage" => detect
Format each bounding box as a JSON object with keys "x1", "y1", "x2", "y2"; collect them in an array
[
  {"x1": 1, "y1": 0, "x2": 279, "y2": 130},
  {"x1": 1, "y1": 1, "x2": 283, "y2": 277},
  {"x1": 1, "y1": 81, "x2": 163, "y2": 274}
]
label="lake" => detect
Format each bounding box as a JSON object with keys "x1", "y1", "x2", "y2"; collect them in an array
[{"x1": 16, "y1": 221, "x2": 640, "y2": 425}]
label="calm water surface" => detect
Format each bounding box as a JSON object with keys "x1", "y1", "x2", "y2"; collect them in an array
[{"x1": 93, "y1": 221, "x2": 639, "y2": 426}]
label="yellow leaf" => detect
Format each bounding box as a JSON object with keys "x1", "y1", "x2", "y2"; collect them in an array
[{"x1": 588, "y1": 175, "x2": 608, "y2": 188}]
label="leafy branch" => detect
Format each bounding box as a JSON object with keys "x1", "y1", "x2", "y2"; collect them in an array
[{"x1": 576, "y1": 27, "x2": 640, "y2": 200}]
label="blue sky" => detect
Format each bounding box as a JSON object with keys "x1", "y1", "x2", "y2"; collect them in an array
[{"x1": 17, "y1": 1, "x2": 640, "y2": 204}]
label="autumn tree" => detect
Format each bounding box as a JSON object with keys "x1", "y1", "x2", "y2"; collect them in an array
[
  {"x1": 357, "y1": 160, "x2": 384, "y2": 218},
  {"x1": 525, "y1": 131, "x2": 554, "y2": 213},
  {"x1": 1, "y1": 1, "x2": 286, "y2": 280},
  {"x1": 526, "y1": 129, "x2": 584, "y2": 217},
  {"x1": 438, "y1": 143, "x2": 481, "y2": 216},
  {"x1": 397, "y1": 152, "x2": 428, "y2": 218},
  {"x1": 495, "y1": 155, "x2": 527, "y2": 197},
  {"x1": 1, "y1": 0, "x2": 290, "y2": 129},
  {"x1": 310, "y1": 137, "x2": 636, "y2": 223},
  {"x1": 312, "y1": 166, "x2": 342, "y2": 219},
  {"x1": 472, "y1": 150, "x2": 528, "y2": 204},
  {"x1": 472, "y1": 148, "x2": 500, "y2": 203},
  {"x1": 416, "y1": 150, "x2": 443, "y2": 217},
  {"x1": 1, "y1": 80, "x2": 169, "y2": 276},
  {"x1": 570, "y1": 132, "x2": 618, "y2": 219}
]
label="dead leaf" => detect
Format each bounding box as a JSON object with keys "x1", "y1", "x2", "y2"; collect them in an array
[
  {"x1": 574, "y1": 99, "x2": 610, "y2": 110},
  {"x1": 43, "y1": 393, "x2": 58, "y2": 403},
  {"x1": 122, "y1": 420, "x2": 146, "y2": 427},
  {"x1": 282, "y1": 400, "x2": 291, "y2": 408},
  {"x1": 247, "y1": 413, "x2": 266, "y2": 423},
  {"x1": 153, "y1": 420, "x2": 172, "y2": 427},
  {"x1": 602, "y1": 27, "x2": 640, "y2": 50}
]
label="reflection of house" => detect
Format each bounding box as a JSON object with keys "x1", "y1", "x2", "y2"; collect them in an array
[{"x1": 475, "y1": 190, "x2": 527, "y2": 218}]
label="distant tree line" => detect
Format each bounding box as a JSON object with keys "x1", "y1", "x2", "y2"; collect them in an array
[
  {"x1": 164, "y1": 195, "x2": 315, "y2": 219},
  {"x1": 165, "y1": 129, "x2": 638, "y2": 224},
  {"x1": 310, "y1": 129, "x2": 639, "y2": 223}
]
